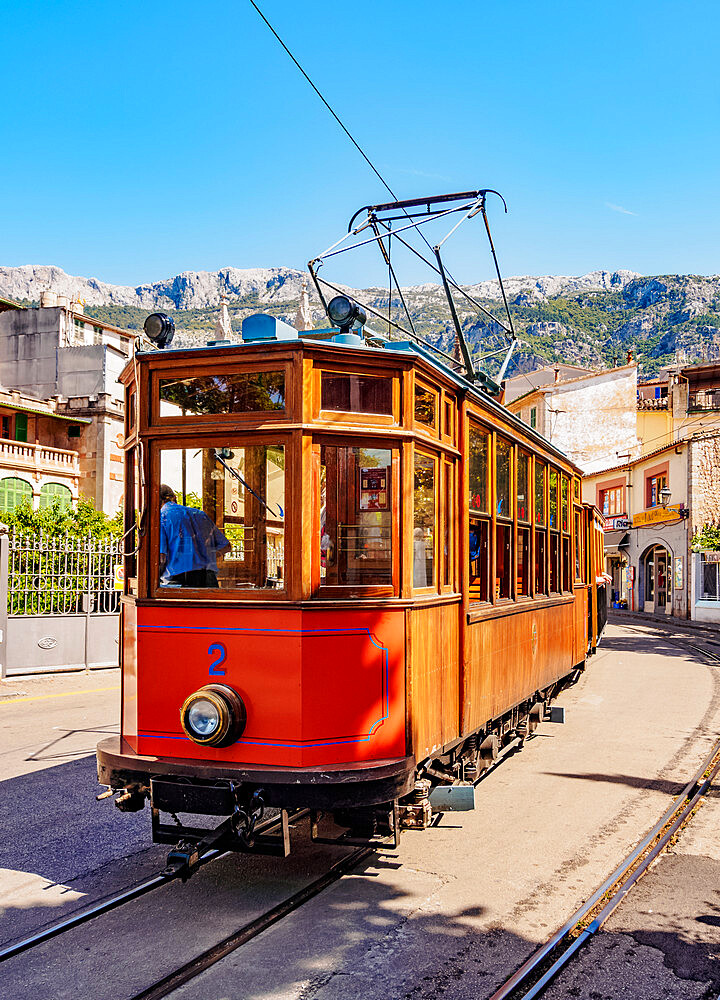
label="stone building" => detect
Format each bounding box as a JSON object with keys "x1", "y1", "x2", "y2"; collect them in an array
[
  {"x1": 504, "y1": 363, "x2": 640, "y2": 474},
  {"x1": 0, "y1": 295, "x2": 135, "y2": 514}
]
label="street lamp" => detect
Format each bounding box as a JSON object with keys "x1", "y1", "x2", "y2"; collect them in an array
[{"x1": 659, "y1": 486, "x2": 672, "y2": 507}]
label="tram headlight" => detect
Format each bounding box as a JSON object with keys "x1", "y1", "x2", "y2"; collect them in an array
[
  {"x1": 327, "y1": 295, "x2": 367, "y2": 332},
  {"x1": 143, "y1": 312, "x2": 175, "y2": 349},
  {"x1": 180, "y1": 684, "x2": 246, "y2": 748}
]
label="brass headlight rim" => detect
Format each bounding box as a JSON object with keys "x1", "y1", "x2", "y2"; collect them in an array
[{"x1": 180, "y1": 688, "x2": 231, "y2": 746}]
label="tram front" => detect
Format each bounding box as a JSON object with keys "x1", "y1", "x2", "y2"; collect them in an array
[{"x1": 97, "y1": 318, "x2": 414, "y2": 849}]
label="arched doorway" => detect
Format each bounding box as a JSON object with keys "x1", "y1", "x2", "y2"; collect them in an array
[{"x1": 643, "y1": 543, "x2": 672, "y2": 614}]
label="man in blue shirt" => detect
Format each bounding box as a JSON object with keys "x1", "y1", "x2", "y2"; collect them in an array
[{"x1": 159, "y1": 485, "x2": 231, "y2": 587}]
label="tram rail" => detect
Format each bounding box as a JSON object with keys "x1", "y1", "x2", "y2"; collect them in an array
[
  {"x1": 0, "y1": 809, "x2": 303, "y2": 965},
  {"x1": 487, "y1": 736, "x2": 720, "y2": 1000}
]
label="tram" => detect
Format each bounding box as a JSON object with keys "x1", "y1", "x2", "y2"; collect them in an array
[{"x1": 97, "y1": 194, "x2": 606, "y2": 856}]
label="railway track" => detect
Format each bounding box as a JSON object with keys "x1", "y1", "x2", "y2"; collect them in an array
[
  {"x1": 487, "y1": 735, "x2": 720, "y2": 999},
  {"x1": 0, "y1": 809, "x2": 305, "y2": 965}
]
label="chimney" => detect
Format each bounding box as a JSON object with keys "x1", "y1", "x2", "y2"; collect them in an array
[
  {"x1": 40, "y1": 290, "x2": 58, "y2": 307},
  {"x1": 553, "y1": 367, "x2": 561, "y2": 383},
  {"x1": 627, "y1": 350, "x2": 634, "y2": 364}
]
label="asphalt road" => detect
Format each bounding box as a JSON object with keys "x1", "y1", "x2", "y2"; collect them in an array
[{"x1": 1, "y1": 621, "x2": 719, "y2": 999}]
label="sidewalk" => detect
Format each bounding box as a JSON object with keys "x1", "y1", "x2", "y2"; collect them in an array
[{"x1": 609, "y1": 608, "x2": 720, "y2": 638}]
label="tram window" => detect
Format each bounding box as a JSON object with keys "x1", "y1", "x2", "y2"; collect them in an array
[
  {"x1": 574, "y1": 509, "x2": 584, "y2": 582},
  {"x1": 535, "y1": 529, "x2": 547, "y2": 594},
  {"x1": 469, "y1": 426, "x2": 489, "y2": 513},
  {"x1": 321, "y1": 373, "x2": 392, "y2": 415},
  {"x1": 562, "y1": 536, "x2": 571, "y2": 592},
  {"x1": 443, "y1": 461, "x2": 453, "y2": 589},
  {"x1": 469, "y1": 518, "x2": 490, "y2": 601},
  {"x1": 413, "y1": 452, "x2": 436, "y2": 589},
  {"x1": 496, "y1": 437, "x2": 511, "y2": 517},
  {"x1": 549, "y1": 469, "x2": 558, "y2": 528},
  {"x1": 561, "y1": 476, "x2": 569, "y2": 532},
  {"x1": 495, "y1": 523, "x2": 512, "y2": 600},
  {"x1": 549, "y1": 533, "x2": 560, "y2": 593},
  {"x1": 414, "y1": 383, "x2": 436, "y2": 428},
  {"x1": 158, "y1": 445, "x2": 285, "y2": 590},
  {"x1": 124, "y1": 448, "x2": 139, "y2": 597},
  {"x1": 534, "y1": 462, "x2": 546, "y2": 526},
  {"x1": 517, "y1": 451, "x2": 530, "y2": 522},
  {"x1": 320, "y1": 445, "x2": 392, "y2": 589},
  {"x1": 443, "y1": 398, "x2": 454, "y2": 441},
  {"x1": 159, "y1": 371, "x2": 285, "y2": 416},
  {"x1": 517, "y1": 527, "x2": 530, "y2": 596},
  {"x1": 126, "y1": 388, "x2": 135, "y2": 435}
]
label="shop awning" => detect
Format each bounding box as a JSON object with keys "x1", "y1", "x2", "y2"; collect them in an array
[{"x1": 604, "y1": 530, "x2": 629, "y2": 555}]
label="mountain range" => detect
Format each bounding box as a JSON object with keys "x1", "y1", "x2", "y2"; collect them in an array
[{"x1": 1, "y1": 264, "x2": 719, "y2": 379}]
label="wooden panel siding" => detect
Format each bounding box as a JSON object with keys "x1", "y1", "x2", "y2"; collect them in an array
[
  {"x1": 407, "y1": 601, "x2": 461, "y2": 759},
  {"x1": 463, "y1": 602, "x2": 574, "y2": 735}
]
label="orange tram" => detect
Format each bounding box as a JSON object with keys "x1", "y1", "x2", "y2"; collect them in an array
[{"x1": 97, "y1": 310, "x2": 606, "y2": 856}]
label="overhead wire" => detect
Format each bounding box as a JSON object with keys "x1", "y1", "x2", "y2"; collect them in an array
[{"x1": 247, "y1": 0, "x2": 512, "y2": 366}]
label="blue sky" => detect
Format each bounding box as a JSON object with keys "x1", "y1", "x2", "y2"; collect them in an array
[{"x1": 1, "y1": 1, "x2": 718, "y2": 288}]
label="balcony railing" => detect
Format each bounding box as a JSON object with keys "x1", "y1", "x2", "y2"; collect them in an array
[
  {"x1": 0, "y1": 438, "x2": 80, "y2": 476},
  {"x1": 688, "y1": 390, "x2": 720, "y2": 411}
]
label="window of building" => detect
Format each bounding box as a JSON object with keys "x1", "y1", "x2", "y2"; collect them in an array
[
  {"x1": 414, "y1": 383, "x2": 437, "y2": 428},
  {"x1": 39, "y1": 483, "x2": 72, "y2": 510},
  {"x1": 320, "y1": 445, "x2": 392, "y2": 590},
  {"x1": 1, "y1": 415, "x2": 11, "y2": 439},
  {"x1": 159, "y1": 444, "x2": 285, "y2": 591},
  {"x1": 321, "y1": 373, "x2": 392, "y2": 414},
  {"x1": 159, "y1": 371, "x2": 285, "y2": 417},
  {"x1": 0, "y1": 477, "x2": 32, "y2": 512},
  {"x1": 700, "y1": 554, "x2": 720, "y2": 602},
  {"x1": 647, "y1": 472, "x2": 668, "y2": 508},
  {"x1": 14, "y1": 413, "x2": 27, "y2": 443},
  {"x1": 530, "y1": 406, "x2": 537, "y2": 429},
  {"x1": 600, "y1": 485, "x2": 624, "y2": 517}
]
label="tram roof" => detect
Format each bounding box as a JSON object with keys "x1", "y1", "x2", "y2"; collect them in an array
[{"x1": 131, "y1": 326, "x2": 579, "y2": 473}]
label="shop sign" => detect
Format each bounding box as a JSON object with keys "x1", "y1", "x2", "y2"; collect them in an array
[
  {"x1": 633, "y1": 504, "x2": 683, "y2": 528},
  {"x1": 604, "y1": 515, "x2": 630, "y2": 531},
  {"x1": 702, "y1": 551, "x2": 720, "y2": 563}
]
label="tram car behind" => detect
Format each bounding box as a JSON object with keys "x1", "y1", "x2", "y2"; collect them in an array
[{"x1": 97, "y1": 312, "x2": 606, "y2": 851}]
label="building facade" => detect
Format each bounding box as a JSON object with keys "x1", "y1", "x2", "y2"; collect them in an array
[{"x1": 0, "y1": 297, "x2": 134, "y2": 513}]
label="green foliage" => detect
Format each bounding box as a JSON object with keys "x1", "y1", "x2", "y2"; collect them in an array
[
  {"x1": 692, "y1": 523, "x2": 720, "y2": 552},
  {"x1": 1, "y1": 496, "x2": 122, "y2": 538}
]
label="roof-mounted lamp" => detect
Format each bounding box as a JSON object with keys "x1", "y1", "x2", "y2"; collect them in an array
[
  {"x1": 327, "y1": 295, "x2": 366, "y2": 333},
  {"x1": 143, "y1": 313, "x2": 175, "y2": 350}
]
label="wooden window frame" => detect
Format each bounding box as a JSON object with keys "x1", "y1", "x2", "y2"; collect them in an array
[
  {"x1": 494, "y1": 434, "x2": 514, "y2": 603},
  {"x1": 151, "y1": 361, "x2": 293, "y2": 427},
  {"x1": 412, "y1": 446, "x2": 439, "y2": 595},
  {"x1": 413, "y1": 377, "x2": 440, "y2": 438},
  {"x1": 644, "y1": 462, "x2": 669, "y2": 508},
  {"x1": 149, "y1": 431, "x2": 294, "y2": 602},
  {"x1": 315, "y1": 435, "x2": 400, "y2": 600},
  {"x1": 315, "y1": 365, "x2": 400, "y2": 428},
  {"x1": 440, "y1": 456, "x2": 457, "y2": 594},
  {"x1": 467, "y1": 420, "x2": 491, "y2": 606}
]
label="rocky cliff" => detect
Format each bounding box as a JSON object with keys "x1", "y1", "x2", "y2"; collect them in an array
[{"x1": 1, "y1": 264, "x2": 719, "y2": 378}]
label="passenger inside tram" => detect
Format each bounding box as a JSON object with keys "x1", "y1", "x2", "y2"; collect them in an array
[{"x1": 158, "y1": 445, "x2": 285, "y2": 590}]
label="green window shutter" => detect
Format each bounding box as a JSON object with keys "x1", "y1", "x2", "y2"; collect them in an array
[{"x1": 15, "y1": 413, "x2": 27, "y2": 442}]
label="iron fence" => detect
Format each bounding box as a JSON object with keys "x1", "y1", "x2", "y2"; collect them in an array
[{"x1": 7, "y1": 531, "x2": 122, "y2": 616}]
